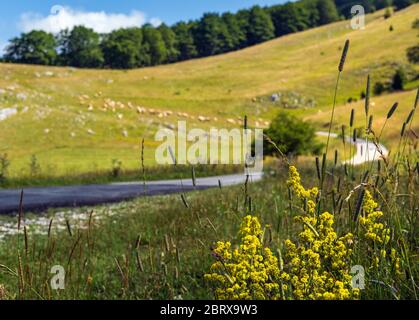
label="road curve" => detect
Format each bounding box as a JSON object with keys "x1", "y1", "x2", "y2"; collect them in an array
[
  {"x1": 0, "y1": 172, "x2": 263, "y2": 214},
  {"x1": 316, "y1": 131, "x2": 388, "y2": 165}
]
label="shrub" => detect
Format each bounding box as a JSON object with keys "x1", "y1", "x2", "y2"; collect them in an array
[
  {"x1": 0, "y1": 153, "x2": 10, "y2": 183},
  {"x1": 407, "y1": 44, "x2": 419, "y2": 64},
  {"x1": 392, "y1": 68, "x2": 407, "y2": 91},
  {"x1": 263, "y1": 112, "x2": 323, "y2": 157},
  {"x1": 111, "y1": 159, "x2": 123, "y2": 178},
  {"x1": 373, "y1": 81, "x2": 387, "y2": 95},
  {"x1": 384, "y1": 7, "x2": 393, "y2": 19},
  {"x1": 29, "y1": 154, "x2": 41, "y2": 177}
]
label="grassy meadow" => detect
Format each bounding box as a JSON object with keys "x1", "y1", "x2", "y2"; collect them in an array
[
  {"x1": 0, "y1": 5, "x2": 417, "y2": 301},
  {"x1": 0, "y1": 150, "x2": 417, "y2": 299},
  {"x1": 0, "y1": 6, "x2": 418, "y2": 185}
]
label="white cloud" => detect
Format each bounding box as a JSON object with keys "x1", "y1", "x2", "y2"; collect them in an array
[
  {"x1": 150, "y1": 18, "x2": 163, "y2": 27},
  {"x1": 18, "y1": 6, "x2": 161, "y2": 34}
]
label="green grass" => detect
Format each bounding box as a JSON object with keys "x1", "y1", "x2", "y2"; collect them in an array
[
  {"x1": 307, "y1": 89, "x2": 419, "y2": 150},
  {"x1": 0, "y1": 6, "x2": 418, "y2": 184},
  {"x1": 0, "y1": 164, "x2": 243, "y2": 188},
  {"x1": 0, "y1": 154, "x2": 416, "y2": 299},
  {"x1": 0, "y1": 5, "x2": 417, "y2": 298}
]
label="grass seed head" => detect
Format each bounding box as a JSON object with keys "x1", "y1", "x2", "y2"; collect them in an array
[{"x1": 339, "y1": 40, "x2": 350, "y2": 72}]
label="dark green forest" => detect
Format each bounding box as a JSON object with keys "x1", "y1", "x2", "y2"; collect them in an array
[{"x1": 2, "y1": 0, "x2": 416, "y2": 69}]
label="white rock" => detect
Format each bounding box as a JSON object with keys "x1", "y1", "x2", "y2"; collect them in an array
[
  {"x1": 16, "y1": 93, "x2": 27, "y2": 100},
  {"x1": 0, "y1": 108, "x2": 18, "y2": 121}
]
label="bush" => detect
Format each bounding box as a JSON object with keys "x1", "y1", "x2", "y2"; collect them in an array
[
  {"x1": 373, "y1": 81, "x2": 387, "y2": 95},
  {"x1": 0, "y1": 153, "x2": 10, "y2": 183},
  {"x1": 407, "y1": 44, "x2": 419, "y2": 64},
  {"x1": 263, "y1": 112, "x2": 323, "y2": 157},
  {"x1": 384, "y1": 7, "x2": 393, "y2": 19},
  {"x1": 29, "y1": 154, "x2": 41, "y2": 177},
  {"x1": 392, "y1": 68, "x2": 407, "y2": 91},
  {"x1": 111, "y1": 159, "x2": 123, "y2": 178}
]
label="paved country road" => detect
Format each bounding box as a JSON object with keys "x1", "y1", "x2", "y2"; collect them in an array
[
  {"x1": 0, "y1": 132, "x2": 387, "y2": 215},
  {"x1": 316, "y1": 131, "x2": 388, "y2": 165},
  {"x1": 0, "y1": 172, "x2": 263, "y2": 214}
]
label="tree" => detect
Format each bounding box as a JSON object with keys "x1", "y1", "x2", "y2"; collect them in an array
[
  {"x1": 172, "y1": 22, "x2": 198, "y2": 61},
  {"x1": 393, "y1": 0, "x2": 414, "y2": 10},
  {"x1": 194, "y1": 13, "x2": 232, "y2": 56},
  {"x1": 270, "y1": 3, "x2": 311, "y2": 37},
  {"x1": 4, "y1": 30, "x2": 56, "y2": 65},
  {"x1": 392, "y1": 68, "x2": 407, "y2": 91},
  {"x1": 264, "y1": 112, "x2": 322, "y2": 157},
  {"x1": 142, "y1": 25, "x2": 167, "y2": 65},
  {"x1": 60, "y1": 26, "x2": 104, "y2": 68},
  {"x1": 247, "y1": 6, "x2": 275, "y2": 45},
  {"x1": 102, "y1": 28, "x2": 144, "y2": 69},
  {"x1": 158, "y1": 24, "x2": 180, "y2": 63},
  {"x1": 407, "y1": 45, "x2": 419, "y2": 64},
  {"x1": 334, "y1": 0, "x2": 378, "y2": 17},
  {"x1": 222, "y1": 12, "x2": 247, "y2": 50},
  {"x1": 316, "y1": 0, "x2": 339, "y2": 25},
  {"x1": 374, "y1": 0, "x2": 392, "y2": 10}
]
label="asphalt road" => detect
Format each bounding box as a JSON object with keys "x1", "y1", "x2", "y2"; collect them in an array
[
  {"x1": 316, "y1": 131, "x2": 388, "y2": 165},
  {"x1": 0, "y1": 172, "x2": 263, "y2": 214}
]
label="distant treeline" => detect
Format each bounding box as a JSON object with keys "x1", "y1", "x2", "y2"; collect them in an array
[{"x1": 2, "y1": 0, "x2": 415, "y2": 69}]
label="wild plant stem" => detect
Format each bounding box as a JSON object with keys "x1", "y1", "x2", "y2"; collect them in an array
[{"x1": 321, "y1": 72, "x2": 341, "y2": 192}]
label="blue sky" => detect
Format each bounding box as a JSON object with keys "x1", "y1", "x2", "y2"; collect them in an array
[{"x1": 0, "y1": 0, "x2": 290, "y2": 54}]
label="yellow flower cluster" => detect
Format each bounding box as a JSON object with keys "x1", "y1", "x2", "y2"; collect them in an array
[
  {"x1": 359, "y1": 191, "x2": 390, "y2": 245},
  {"x1": 287, "y1": 166, "x2": 318, "y2": 214},
  {"x1": 281, "y1": 212, "x2": 359, "y2": 300},
  {"x1": 206, "y1": 165, "x2": 403, "y2": 300},
  {"x1": 204, "y1": 215, "x2": 281, "y2": 300},
  {"x1": 359, "y1": 191, "x2": 401, "y2": 273},
  {"x1": 283, "y1": 166, "x2": 358, "y2": 300}
]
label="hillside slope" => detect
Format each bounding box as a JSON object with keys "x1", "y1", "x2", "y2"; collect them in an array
[{"x1": 0, "y1": 5, "x2": 417, "y2": 178}]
